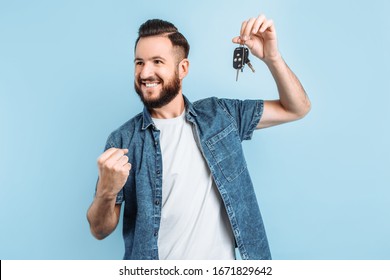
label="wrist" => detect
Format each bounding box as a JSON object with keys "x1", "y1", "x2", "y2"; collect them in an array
[
  {"x1": 95, "y1": 180, "x2": 118, "y2": 201},
  {"x1": 263, "y1": 52, "x2": 283, "y2": 66}
]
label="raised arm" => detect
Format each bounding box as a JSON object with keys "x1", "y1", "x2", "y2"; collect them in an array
[
  {"x1": 87, "y1": 148, "x2": 131, "y2": 240},
  {"x1": 232, "y1": 14, "x2": 311, "y2": 129}
]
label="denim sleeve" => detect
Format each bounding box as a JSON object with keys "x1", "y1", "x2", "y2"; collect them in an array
[
  {"x1": 217, "y1": 98, "x2": 264, "y2": 141},
  {"x1": 94, "y1": 133, "x2": 124, "y2": 204}
]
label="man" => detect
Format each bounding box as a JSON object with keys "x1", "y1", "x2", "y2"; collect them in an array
[{"x1": 87, "y1": 14, "x2": 310, "y2": 260}]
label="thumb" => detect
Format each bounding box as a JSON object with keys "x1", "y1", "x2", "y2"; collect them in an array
[{"x1": 232, "y1": 36, "x2": 242, "y2": 44}]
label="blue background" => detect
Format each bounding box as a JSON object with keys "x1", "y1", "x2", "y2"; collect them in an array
[{"x1": 1, "y1": 0, "x2": 389, "y2": 259}]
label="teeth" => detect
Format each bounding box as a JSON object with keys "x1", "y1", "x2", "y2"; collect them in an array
[{"x1": 145, "y1": 83, "x2": 158, "y2": 88}]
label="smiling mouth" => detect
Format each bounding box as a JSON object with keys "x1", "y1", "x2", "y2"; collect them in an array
[{"x1": 145, "y1": 82, "x2": 159, "y2": 88}]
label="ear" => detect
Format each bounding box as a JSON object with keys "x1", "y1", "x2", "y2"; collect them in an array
[{"x1": 178, "y1": 59, "x2": 190, "y2": 80}]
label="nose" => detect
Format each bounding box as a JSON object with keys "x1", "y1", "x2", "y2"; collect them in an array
[{"x1": 139, "y1": 62, "x2": 154, "y2": 80}]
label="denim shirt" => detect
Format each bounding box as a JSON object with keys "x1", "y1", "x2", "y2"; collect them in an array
[{"x1": 103, "y1": 96, "x2": 271, "y2": 260}]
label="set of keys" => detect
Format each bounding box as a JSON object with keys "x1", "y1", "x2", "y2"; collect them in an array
[{"x1": 233, "y1": 45, "x2": 255, "y2": 81}]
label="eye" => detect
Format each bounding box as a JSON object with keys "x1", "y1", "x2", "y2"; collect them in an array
[
  {"x1": 154, "y1": 59, "x2": 163, "y2": 64},
  {"x1": 135, "y1": 61, "x2": 144, "y2": 66}
]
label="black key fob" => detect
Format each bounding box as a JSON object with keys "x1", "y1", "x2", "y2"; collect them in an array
[{"x1": 233, "y1": 46, "x2": 249, "y2": 70}]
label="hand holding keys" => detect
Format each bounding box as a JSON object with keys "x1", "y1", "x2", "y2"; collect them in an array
[{"x1": 233, "y1": 46, "x2": 255, "y2": 81}]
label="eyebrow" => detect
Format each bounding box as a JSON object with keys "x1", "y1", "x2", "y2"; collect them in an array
[{"x1": 134, "y1": 56, "x2": 167, "y2": 62}]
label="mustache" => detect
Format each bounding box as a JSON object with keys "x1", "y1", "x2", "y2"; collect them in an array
[{"x1": 138, "y1": 76, "x2": 162, "y2": 84}]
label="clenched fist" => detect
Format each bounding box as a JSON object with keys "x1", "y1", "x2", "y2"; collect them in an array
[{"x1": 96, "y1": 148, "x2": 131, "y2": 199}]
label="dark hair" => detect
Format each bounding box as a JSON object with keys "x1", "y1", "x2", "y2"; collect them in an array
[{"x1": 135, "y1": 19, "x2": 190, "y2": 59}]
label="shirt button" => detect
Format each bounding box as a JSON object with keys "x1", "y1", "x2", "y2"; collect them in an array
[
  {"x1": 155, "y1": 200, "x2": 160, "y2": 205},
  {"x1": 154, "y1": 231, "x2": 158, "y2": 237},
  {"x1": 156, "y1": 170, "x2": 161, "y2": 174}
]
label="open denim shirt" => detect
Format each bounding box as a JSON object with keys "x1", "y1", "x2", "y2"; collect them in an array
[{"x1": 103, "y1": 96, "x2": 271, "y2": 260}]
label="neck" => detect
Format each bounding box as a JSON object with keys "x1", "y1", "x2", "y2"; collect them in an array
[{"x1": 149, "y1": 92, "x2": 185, "y2": 119}]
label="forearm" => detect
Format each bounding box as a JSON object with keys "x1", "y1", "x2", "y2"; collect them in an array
[
  {"x1": 265, "y1": 55, "x2": 311, "y2": 118},
  {"x1": 87, "y1": 184, "x2": 119, "y2": 240}
]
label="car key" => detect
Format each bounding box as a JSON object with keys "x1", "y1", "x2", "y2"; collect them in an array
[
  {"x1": 245, "y1": 56, "x2": 255, "y2": 73},
  {"x1": 233, "y1": 46, "x2": 246, "y2": 81},
  {"x1": 233, "y1": 46, "x2": 255, "y2": 81}
]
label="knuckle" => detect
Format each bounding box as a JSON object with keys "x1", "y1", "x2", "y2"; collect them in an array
[
  {"x1": 113, "y1": 165, "x2": 122, "y2": 173},
  {"x1": 97, "y1": 157, "x2": 104, "y2": 165},
  {"x1": 124, "y1": 163, "x2": 132, "y2": 172},
  {"x1": 97, "y1": 158, "x2": 108, "y2": 168},
  {"x1": 104, "y1": 164, "x2": 114, "y2": 172}
]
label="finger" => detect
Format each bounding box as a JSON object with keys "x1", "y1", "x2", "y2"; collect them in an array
[
  {"x1": 120, "y1": 162, "x2": 132, "y2": 177},
  {"x1": 124, "y1": 162, "x2": 132, "y2": 171},
  {"x1": 240, "y1": 20, "x2": 248, "y2": 41},
  {"x1": 107, "y1": 148, "x2": 128, "y2": 163},
  {"x1": 122, "y1": 163, "x2": 131, "y2": 177},
  {"x1": 97, "y1": 147, "x2": 120, "y2": 164},
  {"x1": 251, "y1": 14, "x2": 266, "y2": 35},
  {"x1": 116, "y1": 155, "x2": 129, "y2": 167},
  {"x1": 232, "y1": 36, "x2": 241, "y2": 44},
  {"x1": 259, "y1": 19, "x2": 274, "y2": 33},
  {"x1": 241, "y1": 17, "x2": 256, "y2": 41}
]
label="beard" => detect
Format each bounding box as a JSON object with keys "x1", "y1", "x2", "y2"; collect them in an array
[{"x1": 134, "y1": 71, "x2": 181, "y2": 109}]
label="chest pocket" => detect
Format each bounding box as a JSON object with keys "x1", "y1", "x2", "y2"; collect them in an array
[{"x1": 205, "y1": 123, "x2": 247, "y2": 182}]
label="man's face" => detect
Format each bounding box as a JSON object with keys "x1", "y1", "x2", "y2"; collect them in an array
[{"x1": 134, "y1": 36, "x2": 182, "y2": 109}]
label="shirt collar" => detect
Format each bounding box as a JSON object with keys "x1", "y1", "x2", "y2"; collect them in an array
[{"x1": 141, "y1": 95, "x2": 197, "y2": 130}]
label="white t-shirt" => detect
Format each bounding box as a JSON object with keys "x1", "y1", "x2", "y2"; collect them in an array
[{"x1": 152, "y1": 110, "x2": 235, "y2": 260}]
